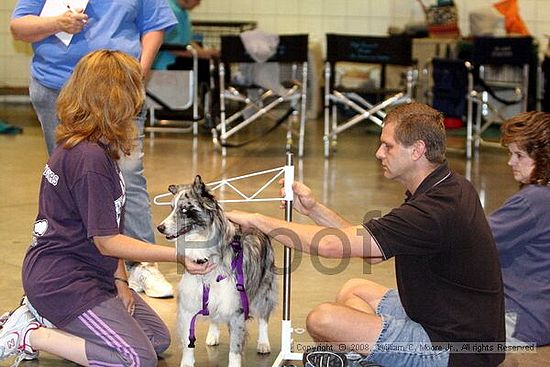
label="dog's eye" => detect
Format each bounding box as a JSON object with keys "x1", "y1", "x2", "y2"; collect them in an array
[{"x1": 179, "y1": 206, "x2": 187, "y2": 214}]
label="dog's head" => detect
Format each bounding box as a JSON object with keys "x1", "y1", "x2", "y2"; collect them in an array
[{"x1": 157, "y1": 175, "x2": 222, "y2": 263}]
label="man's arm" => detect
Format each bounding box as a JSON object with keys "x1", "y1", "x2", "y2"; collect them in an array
[
  {"x1": 10, "y1": 12, "x2": 88, "y2": 43},
  {"x1": 172, "y1": 42, "x2": 220, "y2": 59},
  {"x1": 140, "y1": 30, "x2": 164, "y2": 78},
  {"x1": 226, "y1": 211, "x2": 384, "y2": 263},
  {"x1": 306, "y1": 201, "x2": 353, "y2": 228},
  {"x1": 288, "y1": 181, "x2": 352, "y2": 228}
]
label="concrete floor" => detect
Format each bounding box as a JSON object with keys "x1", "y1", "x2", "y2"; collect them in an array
[{"x1": 0, "y1": 102, "x2": 548, "y2": 366}]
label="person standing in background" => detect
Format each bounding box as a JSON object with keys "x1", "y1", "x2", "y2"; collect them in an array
[
  {"x1": 153, "y1": 0, "x2": 220, "y2": 128},
  {"x1": 153, "y1": 0, "x2": 219, "y2": 70},
  {"x1": 10, "y1": 0, "x2": 176, "y2": 298}
]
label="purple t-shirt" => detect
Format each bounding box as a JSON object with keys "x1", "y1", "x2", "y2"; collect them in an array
[{"x1": 22, "y1": 141, "x2": 125, "y2": 327}]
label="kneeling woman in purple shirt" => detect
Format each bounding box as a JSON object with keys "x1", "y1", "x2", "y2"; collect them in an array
[
  {"x1": 489, "y1": 111, "x2": 550, "y2": 347},
  {"x1": 0, "y1": 50, "x2": 213, "y2": 367}
]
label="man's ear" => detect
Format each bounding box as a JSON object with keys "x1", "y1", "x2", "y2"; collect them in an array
[{"x1": 411, "y1": 140, "x2": 427, "y2": 161}]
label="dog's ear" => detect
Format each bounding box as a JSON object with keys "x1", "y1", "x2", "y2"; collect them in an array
[
  {"x1": 168, "y1": 185, "x2": 178, "y2": 195},
  {"x1": 194, "y1": 175, "x2": 204, "y2": 188},
  {"x1": 193, "y1": 175, "x2": 214, "y2": 199}
]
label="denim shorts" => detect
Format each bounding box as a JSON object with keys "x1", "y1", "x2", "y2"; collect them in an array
[{"x1": 358, "y1": 289, "x2": 450, "y2": 367}]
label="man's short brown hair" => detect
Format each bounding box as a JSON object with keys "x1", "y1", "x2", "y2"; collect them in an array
[{"x1": 384, "y1": 103, "x2": 446, "y2": 164}]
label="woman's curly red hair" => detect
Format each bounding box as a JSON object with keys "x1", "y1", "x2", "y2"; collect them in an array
[{"x1": 501, "y1": 111, "x2": 550, "y2": 186}]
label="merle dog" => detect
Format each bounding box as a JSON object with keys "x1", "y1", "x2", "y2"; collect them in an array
[{"x1": 157, "y1": 176, "x2": 277, "y2": 367}]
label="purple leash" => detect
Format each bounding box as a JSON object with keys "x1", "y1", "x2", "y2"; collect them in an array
[
  {"x1": 229, "y1": 236, "x2": 250, "y2": 320},
  {"x1": 187, "y1": 235, "x2": 250, "y2": 348},
  {"x1": 188, "y1": 284, "x2": 210, "y2": 348}
]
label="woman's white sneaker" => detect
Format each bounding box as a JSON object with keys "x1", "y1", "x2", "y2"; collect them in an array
[{"x1": 0, "y1": 304, "x2": 40, "y2": 363}]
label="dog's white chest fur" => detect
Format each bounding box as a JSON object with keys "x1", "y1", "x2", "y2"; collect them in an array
[{"x1": 178, "y1": 272, "x2": 241, "y2": 321}]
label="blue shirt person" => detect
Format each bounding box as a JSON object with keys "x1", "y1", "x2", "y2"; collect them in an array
[{"x1": 489, "y1": 111, "x2": 550, "y2": 346}]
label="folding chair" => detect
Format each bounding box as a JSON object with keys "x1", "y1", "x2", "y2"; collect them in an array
[
  {"x1": 323, "y1": 34, "x2": 417, "y2": 157},
  {"x1": 146, "y1": 44, "x2": 203, "y2": 137},
  {"x1": 212, "y1": 34, "x2": 308, "y2": 157},
  {"x1": 543, "y1": 55, "x2": 550, "y2": 112},
  {"x1": 466, "y1": 36, "x2": 533, "y2": 159},
  {"x1": 431, "y1": 58, "x2": 468, "y2": 122}
]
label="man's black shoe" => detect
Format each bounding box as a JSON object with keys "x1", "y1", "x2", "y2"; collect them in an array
[{"x1": 303, "y1": 351, "x2": 347, "y2": 367}]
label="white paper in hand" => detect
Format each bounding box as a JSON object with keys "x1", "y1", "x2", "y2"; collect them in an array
[{"x1": 39, "y1": 0, "x2": 89, "y2": 46}]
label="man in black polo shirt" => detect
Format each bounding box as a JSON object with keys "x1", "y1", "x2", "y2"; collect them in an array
[{"x1": 227, "y1": 102, "x2": 505, "y2": 367}]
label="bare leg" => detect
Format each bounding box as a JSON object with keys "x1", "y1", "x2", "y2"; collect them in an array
[
  {"x1": 306, "y1": 279, "x2": 389, "y2": 352},
  {"x1": 29, "y1": 328, "x2": 88, "y2": 366},
  {"x1": 336, "y1": 279, "x2": 389, "y2": 313},
  {"x1": 306, "y1": 303, "x2": 382, "y2": 345}
]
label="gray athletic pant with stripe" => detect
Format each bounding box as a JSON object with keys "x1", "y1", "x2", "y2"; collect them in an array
[{"x1": 61, "y1": 293, "x2": 170, "y2": 367}]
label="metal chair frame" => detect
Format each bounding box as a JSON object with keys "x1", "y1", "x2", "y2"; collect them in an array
[
  {"x1": 213, "y1": 34, "x2": 309, "y2": 157},
  {"x1": 323, "y1": 34, "x2": 418, "y2": 157},
  {"x1": 146, "y1": 44, "x2": 202, "y2": 137},
  {"x1": 465, "y1": 36, "x2": 532, "y2": 159}
]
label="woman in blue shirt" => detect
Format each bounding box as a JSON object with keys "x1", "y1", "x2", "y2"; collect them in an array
[{"x1": 489, "y1": 111, "x2": 550, "y2": 346}]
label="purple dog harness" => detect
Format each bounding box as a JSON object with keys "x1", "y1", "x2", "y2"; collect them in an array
[{"x1": 187, "y1": 235, "x2": 250, "y2": 348}]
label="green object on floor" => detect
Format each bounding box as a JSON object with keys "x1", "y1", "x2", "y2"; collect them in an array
[{"x1": 0, "y1": 120, "x2": 23, "y2": 135}]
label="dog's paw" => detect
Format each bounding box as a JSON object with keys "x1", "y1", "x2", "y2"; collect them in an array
[
  {"x1": 205, "y1": 324, "x2": 220, "y2": 346},
  {"x1": 205, "y1": 344, "x2": 220, "y2": 361},
  {"x1": 180, "y1": 352, "x2": 195, "y2": 367},
  {"x1": 256, "y1": 341, "x2": 271, "y2": 354},
  {"x1": 228, "y1": 352, "x2": 241, "y2": 367},
  {"x1": 205, "y1": 333, "x2": 220, "y2": 346}
]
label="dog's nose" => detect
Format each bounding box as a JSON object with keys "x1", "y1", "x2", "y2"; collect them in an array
[{"x1": 157, "y1": 224, "x2": 166, "y2": 233}]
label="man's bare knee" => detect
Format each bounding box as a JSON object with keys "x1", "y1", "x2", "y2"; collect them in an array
[{"x1": 306, "y1": 303, "x2": 337, "y2": 341}]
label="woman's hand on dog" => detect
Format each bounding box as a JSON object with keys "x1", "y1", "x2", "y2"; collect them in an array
[{"x1": 181, "y1": 256, "x2": 216, "y2": 275}]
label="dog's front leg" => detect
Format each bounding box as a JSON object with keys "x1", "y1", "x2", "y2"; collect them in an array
[
  {"x1": 227, "y1": 315, "x2": 246, "y2": 367},
  {"x1": 256, "y1": 318, "x2": 271, "y2": 354},
  {"x1": 205, "y1": 321, "x2": 220, "y2": 346},
  {"x1": 179, "y1": 311, "x2": 196, "y2": 367}
]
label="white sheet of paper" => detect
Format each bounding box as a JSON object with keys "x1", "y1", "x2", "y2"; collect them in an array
[{"x1": 39, "y1": 0, "x2": 89, "y2": 46}]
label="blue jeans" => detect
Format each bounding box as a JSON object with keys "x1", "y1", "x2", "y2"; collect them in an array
[
  {"x1": 354, "y1": 289, "x2": 450, "y2": 367},
  {"x1": 29, "y1": 78, "x2": 156, "y2": 245}
]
